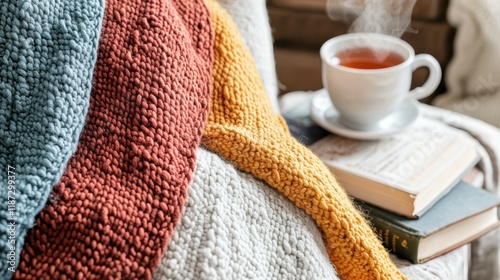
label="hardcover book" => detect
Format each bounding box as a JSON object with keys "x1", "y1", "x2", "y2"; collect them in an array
[
  {"x1": 356, "y1": 181, "x2": 500, "y2": 263},
  {"x1": 283, "y1": 96, "x2": 480, "y2": 218},
  {"x1": 308, "y1": 117, "x2": 479, "y2": 218}
]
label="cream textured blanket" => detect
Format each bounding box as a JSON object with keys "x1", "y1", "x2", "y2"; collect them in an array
[
  {"x1": 153, "y1": 148, "x2": 340, "y2": 279},
  {"x1": 433, "y1": 0, "x2": 500, "y2": 127}
]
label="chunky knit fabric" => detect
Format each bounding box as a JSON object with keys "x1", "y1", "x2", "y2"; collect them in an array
[
  {"x1": 217, "y1": 0, "x2": 280, "y2": 113},
  {"x1": 0, "y1": 1, "x2": 104, "y2": 278},
  {"x1": 202, "y1": 1, "x2": 406, "y2": 279},
  {"x1": 154, "y1": 148, "x2": 339, "y2": 279},
  {"x1": 13, "y1": 0, "x2": 213, "y2": 279}
]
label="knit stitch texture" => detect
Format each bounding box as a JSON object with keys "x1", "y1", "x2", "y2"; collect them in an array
[
  {"x1": 153, "y1": 148, "x2": 339, "y2": 279},
  {"x1": 13, "y1": 0, "x2": 213, "y2": 278},
  {"x1": 0, "y1": 1, "x2": 104, "y2": 278},
  {"x1": 217, "y1": 0, "x2": 280, "y2": 113},
  {"x1": 202, "y1": 1, "x2": 406, "y2": 279}
]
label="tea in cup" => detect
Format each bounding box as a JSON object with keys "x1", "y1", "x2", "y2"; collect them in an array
[{"x1": 320, "y1": 33, "x2": 441, "y2": 131}]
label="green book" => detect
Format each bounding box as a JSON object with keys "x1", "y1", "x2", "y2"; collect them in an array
[{"x1": 356, "y1": 181, "x2": 500, "y2": 263}]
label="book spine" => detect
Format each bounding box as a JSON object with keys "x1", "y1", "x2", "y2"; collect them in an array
[{"x1": 368, "y1": 216, "x2": 423, "y2": 263}]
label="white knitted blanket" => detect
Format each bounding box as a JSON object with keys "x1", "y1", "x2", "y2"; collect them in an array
[
  {"x1": 432, "y1": 0, "x2": 500, "y2": 127},
  {"x1": 153, "y1": 148, "x2": 339, "y2": 279}
]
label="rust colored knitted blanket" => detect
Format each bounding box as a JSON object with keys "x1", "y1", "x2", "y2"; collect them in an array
[{"x1": 13, "y1": 0, "x2": 213, "y2": 279}]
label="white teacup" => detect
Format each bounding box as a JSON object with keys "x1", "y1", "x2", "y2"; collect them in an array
[{"x1": 320, "y1": 33, "x2": 441, "y2": 131}]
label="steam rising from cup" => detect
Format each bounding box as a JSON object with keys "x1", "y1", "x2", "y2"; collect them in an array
[
  {"x1": 326, "y1": 0, "x2": 417, "y2": 64},
  {"x1": 326, "y1": 0, "x2": 417, "y2": 38}
]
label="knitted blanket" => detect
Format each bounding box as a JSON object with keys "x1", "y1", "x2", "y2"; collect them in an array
[
  {"x1": 217, "y1": 0, "x2": 280, "y2": 113},
  {"x1": 153, "y1": 148, "x2": 340, "y2": 280},
  {"x1": 202, "y1": 1, "x2": 405, "y2": 279},
  {"x1": 432, "y1": 0, "x2": 500, "y2": 127},
  {"x1": 0, "y1": 1, "x2": 104, "y2": 278},
  {"x1": 12, "y1": 0, "x2": 213, "y2": 278}
]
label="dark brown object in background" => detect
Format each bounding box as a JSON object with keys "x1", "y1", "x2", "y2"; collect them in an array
[{"x1": 270, "y1": 0, "x2": 448, "y2": 21}]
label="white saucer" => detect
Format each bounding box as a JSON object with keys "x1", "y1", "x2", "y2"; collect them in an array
[{"x1": 310, "y1": 89, "x2": 419, "y2": 140}]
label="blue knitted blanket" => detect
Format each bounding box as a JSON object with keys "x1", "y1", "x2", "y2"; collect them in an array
[{"x1": 0, "y1": 1, "x2": 104, "y2": 278}]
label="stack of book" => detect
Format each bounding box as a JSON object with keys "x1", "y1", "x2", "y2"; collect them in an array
[{"x1": 283, "y1": 97, "x2": 500, "y2": 264}]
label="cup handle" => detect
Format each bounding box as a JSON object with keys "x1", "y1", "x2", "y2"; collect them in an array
[{"x1": 408, "y1": 54, "x2": 442, "y2": 100}]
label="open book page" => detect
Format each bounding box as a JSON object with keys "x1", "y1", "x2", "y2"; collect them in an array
[{"x1": 310, "y1": 117, "x2": 477, "y2": 194}]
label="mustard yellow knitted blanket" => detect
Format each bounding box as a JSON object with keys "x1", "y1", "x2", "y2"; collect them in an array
[{"x1": 203, "y1": 1, "x2": 407, "y2": 279}]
